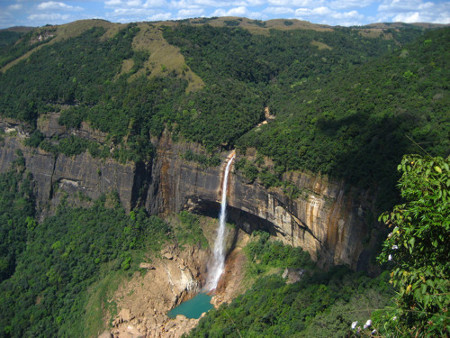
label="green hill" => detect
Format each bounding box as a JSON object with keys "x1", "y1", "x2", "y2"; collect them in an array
[{"x1": 0, "y1": 18, "x2": 448, "y2": 337}]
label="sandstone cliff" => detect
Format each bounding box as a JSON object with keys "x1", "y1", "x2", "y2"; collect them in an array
[
  {"x1": 148, "y1": 132, "x2": 375, "y2": 269},
  {"x1": 0, "y1": 117, "x2": 138, "y2": 217},
  {"x1": 0, "y1": 117, "x2": 377, "y2": 269}
]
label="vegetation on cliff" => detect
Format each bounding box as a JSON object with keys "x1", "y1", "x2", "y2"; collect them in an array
[
  {"x1": 0, "y1": 192, "x2": 170, "y2": 336},
  {"x1": 0, "y1": 170, "x2": 212, "y2": 337},
  {"x1": 0, "y1": 155, "x2": 35, "y2": 283},
  {"x1": 0, "y1": 152, "x2": 210, "y2": 337},
  {"x1": 190, "y1": 155, "x2": 449, "y2": 337},
  {"x1": 235, "y1": 27, "x2": 449, "y2": 208}
]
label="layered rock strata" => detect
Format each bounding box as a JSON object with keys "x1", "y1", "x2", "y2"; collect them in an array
[{"x1": 0, "y1": 118, "x2": 375, "y2": 269}]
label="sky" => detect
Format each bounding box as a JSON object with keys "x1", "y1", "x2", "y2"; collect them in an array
[{"x1": 0, "y1": 0, "x2": 449, "y2": 29}]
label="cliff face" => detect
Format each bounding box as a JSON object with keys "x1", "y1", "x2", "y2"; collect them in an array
[
  {"x1": 0, "y1": 119, "x2": 374, "y2": 269},
  {"x1": 149, "y1": 132, "x2": 373, "y2": 269},
  {"x1": 0, "y1": 114, "x2": 138, "y2": 216}
]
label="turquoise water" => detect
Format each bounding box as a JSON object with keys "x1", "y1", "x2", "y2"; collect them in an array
[{"x1": 168, "y1": 293, "x2": 213, "y2": 319}]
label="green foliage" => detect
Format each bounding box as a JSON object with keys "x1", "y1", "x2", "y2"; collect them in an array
[
  {"x1": 26, "y1": 132, "x2": 105, "y2": 158},
  {"x1": 173, "y1": 79, "x2": 264, "y2": 150},
  {"x1": 0, "y1": 31, "x2": 23, "y2": 48},
  {"x1": 236, "y1": 27, "x2": 450, "y2": 209},
  {"x1": 130, "y1": 50, "x2": 149, "y2": 74},
  {"x1": 24, "y1": 129, "x2": 45, "y2": 148},
  {"x1": 245, "y1": 232, "x2": 313, "y2": 276},
  {"x1": 0, "y1": 29, "x2": 54, "y2": 68},
  {"x1": 375, "y1": 155, "x2": 449, "y2": 336},
  {"x1": 0, "y1": 167, "x2": 35, "y2": 282},
  {"x1": 0, "y1": 25, "x2": 136, "y2": 123},
  {"x1": 175, "y1": 211, "x2": 208, "y2": 248},
  {"x1": 2, "y1": 23, "x2": 443, "y2": 172},
  {"x1": 163, "y1": 25, "x2": 407, "y2": 86},
  {"x1": 234, "y1": 158, "x2": 259, "y2": 183},
  {"x1": 182, "y1": 149, "x2": 221, "y2": 168},
  {"x1": 57, "y1": 135, "x2": 91, "y2": 156},
  {"x1": 190, "y1": 233, "x2": 393, "y2": 337},
  {"x1": 0, "y1": 199, "x2": 170, "y2": 337}
]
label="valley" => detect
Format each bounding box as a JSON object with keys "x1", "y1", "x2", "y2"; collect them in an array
[{"x1": 0, "y1": 17, "x2": 448, "y2": 337}]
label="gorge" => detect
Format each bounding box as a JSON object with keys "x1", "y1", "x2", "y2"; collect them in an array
[
  {"x1": 0, "y1": 116, "x2": 379, "y2": 336},
  {"x1": 0, "y1": 116, "x2": 377, "y2": 270},
  {"x1": 0, "y1": 19, "x2": 447, "y2": 337}
]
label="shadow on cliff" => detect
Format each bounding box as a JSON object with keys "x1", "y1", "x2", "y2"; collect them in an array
[
  {"x1": 315, "y1": 110, "x2": 441, "y2": 211},
  {"x1": 192, "y1": 200, "x2": 279, "y2": 254}
]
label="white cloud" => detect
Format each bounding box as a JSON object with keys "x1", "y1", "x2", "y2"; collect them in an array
[
  {"x1": 295, "y1": 5, "x2": 365, "y2": 25},
  {"x1": 312, "y1": 6, "x2": 331, "y2": 15},
  {"x1": 113, "y1": 7, "x2": 145, "y2": 15},
  {"x1": 8, "y1": 4, "x2": 23, "y2": 10},
  {"x1": 143, "y1": 0, "x2": 167, "y2": 8},
  {"x1": 212, "y1": 6, "x2": 248, "y2": 16},
  {"x1": 1, "y1": 0, "x2": 448, "y2": 29},
  {"x1": 377, "y1": 0, "x2": 450, "y2": 24},
  {"x1": 178, "y1": 7, "x2": 205, "y2": 16},
  {"x1": 126, "y1": 0, "x2": 143, "y2": 7},
  {"x1": 263, "y1": 6, "x2": 294, "y2": 15},
  {"x1": 248, "y1": 10, "x2": 268, "y2": 19},
  {"x1": 378, "y1": 0, "x2": 434, "y2": 13},
  {"x1": 245, "y1": 0, "x2": 266, "y2": 6},
  {"x1": 105, "y1": 0, "x2": 122, "y2": 6},
  {"x1": 333, "y1": 10, "x2": 364, "y2": 20},
  {"x1": 268, "y1": 0, "x2": 322, "y2": 6},
  {"x1": 191, "y1": 0, "x2": 228, "y2": 6},
  {"x1": 28, "y1": 13, "x2": 71, "y2": 21},
  {"x1": 146, "y1": 12, "x2": 173, "y2": 21},
  {"x1": 418, "y1": 2, "x2": 434, "y2": 10},
  {"x1": 392, "y1": 11, "x2": 421, "y2": 22},
  {"x1": 37, "y1": 1, "x2": 83, "y2": 11},
  {"x1": 330, "y1": 0, "x2": 375, "y2": 10}
]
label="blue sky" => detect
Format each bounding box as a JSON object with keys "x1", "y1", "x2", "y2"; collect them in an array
[{"x1": 1, "y1": 0, "x2": 449, "y2": 29}]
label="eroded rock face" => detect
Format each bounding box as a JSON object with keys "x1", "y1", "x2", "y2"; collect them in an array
[
  {"x1": 228, "y1": 171, "x2": 370, "y2": 269},
  {"x1": 0, "y1": 137, "x2": 136, "y2": 216},
  {"x1": 109, "y1": 244, "x2": 209, "y2": 338},
  {"x1": 149, "y1": 132, "x2": 373, "y2": 269},
  {"x1": 0, "y1": 118, "x2": 375, "y2": 269}
]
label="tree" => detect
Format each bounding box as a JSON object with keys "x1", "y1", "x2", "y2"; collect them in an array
[{"x1": 375, "y1": 154, "x2": 449, "y2": 336}]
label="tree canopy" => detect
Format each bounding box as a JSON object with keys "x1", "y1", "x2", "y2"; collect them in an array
[{"x1": 374, "y1": 155, "x2": 449, "y2": 336}]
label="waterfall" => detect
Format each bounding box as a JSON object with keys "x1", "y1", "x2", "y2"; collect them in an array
[{"x1": 205, "y1": 152, "x2": 235, "y2": 291}]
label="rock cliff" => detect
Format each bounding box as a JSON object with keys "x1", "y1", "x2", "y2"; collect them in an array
[
  {"x1": 0, "y1": 116, "x2": 138, "y2": 216},
  {"x1": 149, "y1": 132, "x2": 375, "y2": 269},
  {"x1": 0, "y1": 118, "x2": 376, "y2": 269}
]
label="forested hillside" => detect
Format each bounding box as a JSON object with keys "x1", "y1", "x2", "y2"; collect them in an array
[
  {"x1": 1, "y1": 21, "x2": 447, "y2": 189},
  {"x1": 0, "y1": 18, "x2": 448, "y2": 337}
]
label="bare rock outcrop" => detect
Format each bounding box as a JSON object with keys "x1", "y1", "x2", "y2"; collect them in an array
[
  {"x1": 108, "y1": 244, "x2": 209, "y2": 338},
  {"x1": 0, "y1": 136, "x2": 137, "y2": 216}
]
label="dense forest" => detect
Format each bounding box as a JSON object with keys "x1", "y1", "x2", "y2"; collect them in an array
[
  {"x1": 0, "y1": 22, "x2": 447, "y2": 196},
  {"x1": 0, "y1": 18, "x2": 448, "y2": 337}
]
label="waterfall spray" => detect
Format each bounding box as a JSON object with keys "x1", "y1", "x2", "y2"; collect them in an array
[{"x1": 205, "y1": 152, "x2": 235, "y2": 291}]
